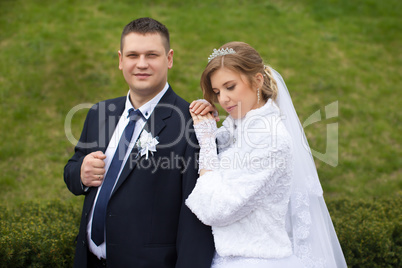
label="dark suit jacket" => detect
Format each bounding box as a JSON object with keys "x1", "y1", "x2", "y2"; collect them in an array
[{"x1": 64, "y1": 87, "x2": 215, "y2": 268}]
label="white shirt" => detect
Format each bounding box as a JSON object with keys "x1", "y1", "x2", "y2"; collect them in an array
[{"x1": 88, "y1": 83, "x2": 169, "y2": 259}]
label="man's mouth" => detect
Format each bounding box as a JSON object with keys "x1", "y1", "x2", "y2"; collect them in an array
[{"x1": 135, "y1": 73, "x2": 151, "y2": 79}]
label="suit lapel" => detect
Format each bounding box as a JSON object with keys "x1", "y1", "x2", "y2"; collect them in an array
[{"x1": 111, "y1": 87, "x2": 177, "y2": 196}]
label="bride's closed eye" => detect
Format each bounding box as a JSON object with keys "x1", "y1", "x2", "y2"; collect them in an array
[{"x1": 226, "y1": 84, "x2": 235, "y2": 90}]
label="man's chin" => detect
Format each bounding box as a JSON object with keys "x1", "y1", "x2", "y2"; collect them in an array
[
  {"x1": 130, "y1": 82, "x2": 153, "y2": 93},
  {"x1": 129, "y1": 85, "x2": 163, "y2": 98}
]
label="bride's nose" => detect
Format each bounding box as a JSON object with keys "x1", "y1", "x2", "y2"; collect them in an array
[{"x1": 219, "y1": 90, "x2": 230, "y2": 103}]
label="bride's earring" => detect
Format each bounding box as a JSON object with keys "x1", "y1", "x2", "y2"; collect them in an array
[{"x1": 257, "y1": 88, "x2": 260, "y2": 104}]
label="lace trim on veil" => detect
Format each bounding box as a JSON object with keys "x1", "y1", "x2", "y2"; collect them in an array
[{"x1": 273, "y1": 68, "x2": 347, "y2": 268}]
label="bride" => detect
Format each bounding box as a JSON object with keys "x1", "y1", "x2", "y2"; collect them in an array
[{"x1": 185, "y1": 42, "x2": 347, "y2": 268}]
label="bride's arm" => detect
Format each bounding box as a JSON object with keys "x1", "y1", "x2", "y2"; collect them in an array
[{"x1": 186, "y1": 134, "x2": 292, "y2": 227}]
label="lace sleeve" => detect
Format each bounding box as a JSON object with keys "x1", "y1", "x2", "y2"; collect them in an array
[{"x1": 193, "y1": 119, "x2": 219, "y2": 173}]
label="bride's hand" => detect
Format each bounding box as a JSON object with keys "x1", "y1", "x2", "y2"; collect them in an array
[
  {"x1": 189, "y1": 99, "x2": 219, "y2": 122},
  {"x1": 190, "y1": 101, "x2": 219, "y2": 173},
  {"x1": 190, "y1": 110, "x2": 215, "y2": 125}
]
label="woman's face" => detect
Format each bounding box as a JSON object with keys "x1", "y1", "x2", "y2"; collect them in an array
[{"x1": 210, "y1": 67, "x2": 260, "y2": 119}]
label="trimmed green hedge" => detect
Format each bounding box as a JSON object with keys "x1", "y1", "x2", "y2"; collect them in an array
[
  {"x1": 327, "y1": 197, "x2": 402, "y2": 267},
  {"x1": 0, "y1": 201, "x2": 80, "y2": 267},
  {"x1": 0, "y1": 198, "x2": 400, "y2": 267}
]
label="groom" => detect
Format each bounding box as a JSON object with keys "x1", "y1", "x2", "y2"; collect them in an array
[{"x1": 64, "y1": 17, "x2": 215, "y2": 267}]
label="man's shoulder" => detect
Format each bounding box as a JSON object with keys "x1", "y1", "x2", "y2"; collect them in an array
[
  {"x1": 98, "y1": 96, "x2": 126, "y2": 106},
  {"x1": 166, "y1": 87, "x2": 191, "y2": 109},
  {"x1": 174, "y1": 94, "x2": 191, "y2": 110},
  {"x1": 84, "y1": 96, "x2": 125, "y2": 120},
  {"x1": 89, "y1": 96, "x2": 125, "y2": 110}
]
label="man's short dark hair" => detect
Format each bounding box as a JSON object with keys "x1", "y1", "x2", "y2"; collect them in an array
[{"x1": 120, "y1": 17, "x2": 170, "y2": 53}]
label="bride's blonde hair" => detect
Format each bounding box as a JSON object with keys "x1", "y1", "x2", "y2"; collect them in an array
[{"x1": 201, "y1": 41, "x2": 278, "y2": 105}]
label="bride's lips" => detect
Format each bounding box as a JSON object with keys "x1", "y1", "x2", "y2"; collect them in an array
[
  {"x1": 135, "y1": 73, "x2": 151, "y2": 79},
  {"x1": 225, "y1": 105, "x2": 237, "y2": 113}
]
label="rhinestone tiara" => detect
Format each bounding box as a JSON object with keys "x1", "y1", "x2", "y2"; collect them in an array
[{"x1": 207, "y1": 48, "x2": 236, "y2": 63}]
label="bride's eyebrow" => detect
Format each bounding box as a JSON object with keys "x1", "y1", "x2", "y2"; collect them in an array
[
  {"x1": 212, "y1": 79, "x2": 236, "y2": 90},
  {"x1": 223, "y1": 80, "x2": 235, "y2": 87}
]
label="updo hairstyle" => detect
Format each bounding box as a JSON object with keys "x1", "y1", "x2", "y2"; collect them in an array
[{"x1": 201, "y1": 41, "x2": 278, "y2": 105}]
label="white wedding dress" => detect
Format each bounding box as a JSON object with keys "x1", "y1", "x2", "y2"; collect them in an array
[
  {"x1": 186, "y1": 69, "x2": 347, "y2": 268},
  {"x1": 187, "y1": 99, "x2": 305, "y2": 268},
  {"x1": 212, "y1": 253, "x2": 305, "y2": 268}
]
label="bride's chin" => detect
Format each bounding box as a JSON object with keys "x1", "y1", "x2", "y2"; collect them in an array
[{"x1": 230, "y1": 112, "x2": 244, "y2": 120}]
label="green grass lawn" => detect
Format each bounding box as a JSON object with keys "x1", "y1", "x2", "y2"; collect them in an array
[{"x1": 0, "y1": 0, "x2": 401, "y2": 208}]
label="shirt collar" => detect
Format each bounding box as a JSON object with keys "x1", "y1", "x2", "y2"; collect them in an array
[{"x1": 123, "y1": 82, "x2": 169, "y2": 119}]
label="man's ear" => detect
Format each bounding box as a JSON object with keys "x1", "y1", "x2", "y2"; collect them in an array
[
  {"x1": 118, "y1": 50, "x2": 123, "y2": 70},
  {"x1": 167, "y1": 49, "x2": 174, "y2": 69}
]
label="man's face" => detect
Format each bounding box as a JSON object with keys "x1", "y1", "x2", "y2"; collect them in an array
[{"x1": 119, "y1": 32, "x2": 173, "y2": 101}]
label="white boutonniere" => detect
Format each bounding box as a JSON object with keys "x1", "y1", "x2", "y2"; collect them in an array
[{"x1": 136, "y1": 130, "x2": 159, "y2": 160}]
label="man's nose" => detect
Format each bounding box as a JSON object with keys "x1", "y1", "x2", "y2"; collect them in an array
[{"x1": 137, "y1": 55, "x2": 148, "y2": 68}]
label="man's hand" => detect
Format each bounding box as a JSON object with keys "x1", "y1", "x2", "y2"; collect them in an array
[{"x1": 81, "y1": 151, "x2": 106, "y2": 187}]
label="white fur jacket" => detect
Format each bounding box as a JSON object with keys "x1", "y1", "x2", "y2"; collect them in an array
[{"x1": 186, "y1": 99, "x2": 294, "y2": 259}]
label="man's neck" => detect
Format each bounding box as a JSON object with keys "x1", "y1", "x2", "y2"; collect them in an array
[
  {"x1": 129, "y1": 91, "x2": 160, "y2": 109},
  {"x1": 128, "y1": 84, "x2": 169, "y2": 109}
]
